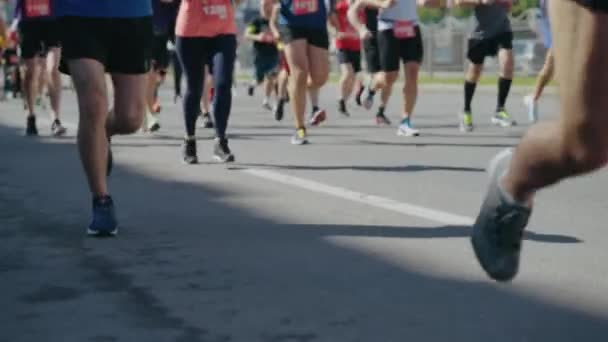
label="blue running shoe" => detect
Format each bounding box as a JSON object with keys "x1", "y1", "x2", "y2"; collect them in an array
[{"x1": 87, "y1": 196, "x2": 118, "y2": 237}]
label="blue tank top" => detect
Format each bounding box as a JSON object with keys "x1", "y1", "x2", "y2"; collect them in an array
[
  {"x1": 278, "y1": 0, "x2": 328, "y2": 29},
  {"x1": 54, "y1": 0, "x2": 152, "y2": 18}
]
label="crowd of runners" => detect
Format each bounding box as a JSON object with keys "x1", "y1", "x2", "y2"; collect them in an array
[{"x1": 0, "y1": 0, "x2": 607, "y2": 283}]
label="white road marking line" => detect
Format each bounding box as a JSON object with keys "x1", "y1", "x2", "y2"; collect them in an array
[{"x1": 242, "y1": 168, "x2": 474, "y2": 226}]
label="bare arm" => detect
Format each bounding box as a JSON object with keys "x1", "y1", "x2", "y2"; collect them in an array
[
  {"x1": 347, "y1": 0, "x2": 367, "y2": 33},
  {"x1": 269, "y1": 3, "x2": 281, "y2": 40}
]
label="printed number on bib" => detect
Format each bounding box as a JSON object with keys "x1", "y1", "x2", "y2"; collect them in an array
[
  {"x1": 24, "y1": 0, "x2": 51, "y2": 18},
  {"x1": 293, "y1": 0, "x2": 318, "y2": 15},
  {"x1": 202, "y1": 0, "x2": 228, "y2": 20},
  {"x1": 393, "y1": 21, "x2": 415, "y2": 39}
]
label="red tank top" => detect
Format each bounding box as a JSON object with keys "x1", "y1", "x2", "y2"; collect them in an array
[{"x1": 334, "y1": 0, "x2": 361, "y2": 51}]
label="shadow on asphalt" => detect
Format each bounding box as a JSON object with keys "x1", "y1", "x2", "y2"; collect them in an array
[
  {"x1": 0, "y1": 123, "x2": 602, "y2": 342},
  {"x1": 238, "y1": 163, "x2": 485, "y2": 173},
  {"x1": 355, "y1": 139, "x2": 517, "y2": 148}
]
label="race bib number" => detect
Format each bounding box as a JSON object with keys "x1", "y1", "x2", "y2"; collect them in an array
[
  {"x1": 293, "y1": 0, "x2": 318, "y2": 15},
  {"x1": 393, "y1": 21, "x2": 415, "y2": 39},
  {"x1": 24, "y1": 0, "x2": 51, "y2": 18},
  {"x1": 202, "y1": 3, "x2": 228, "y2": 20}
]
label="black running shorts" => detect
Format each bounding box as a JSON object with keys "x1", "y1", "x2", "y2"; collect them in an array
[
  {"x1": 19, "y1": 19, "x2": 61, "y2": 59},
  {"x1": 362, "y1": 36, "x2": 380, "y2": 73},
  {"x1": 337, "y1": 49, "x2": 361, "y2": 73},
  {"x1": 378, "y1": 26, "x2": 423, "y2": 72},
  {"x1": 580, "y1": 0, "x2": 608, "y2": 13},
  {"x1": 152, "y1": 33, "x2": 170, "y2": 72},
  {"x1": 278, "y1": 25, "x2": 329, "y2": 50},
  {"x1": 467, "y1": 31, "x2": 513, "y2": 66},
  {"x1": 59, "y1": 16, "x2": 153, "y2": 75}
]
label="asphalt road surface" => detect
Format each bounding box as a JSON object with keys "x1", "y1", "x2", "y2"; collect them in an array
[{"x1": 1, "y1": 83, "x2": 607, "y2": 342}]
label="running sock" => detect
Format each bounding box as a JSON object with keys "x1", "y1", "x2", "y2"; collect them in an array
[
  {"x1": 464, "y1": 81, "x2": 477, "y2": 112},
  {"x1": 312, "y1": 105, "x2": 320, "y2": 114},
  {"x1": 497, "y1": 77, "x2": 512, "y2": 111},
  {"x1": 376, "y1": 106, "x2": 385, "y2": 117},
  {"x1": 356, "y1": 84, "x2": 365, "y2": 97},
  {"x1": 338, "y1": 99, "x2": 346, "y2": 112},
  {"x1": 400, "y1": 116, "x2": 411, "y2": 126}
]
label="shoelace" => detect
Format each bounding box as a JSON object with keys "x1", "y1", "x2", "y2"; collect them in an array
[
  {"x1": 491, "y1": 204, "x2": 528, "y2": 250},
  {"x1": 498, "y1": 111, "x2": 510, "y2": 119}
]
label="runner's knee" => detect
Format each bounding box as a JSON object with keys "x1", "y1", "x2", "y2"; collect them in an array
[{"x1": 291, "y1": 68, "x2": 308, "y2": 86}]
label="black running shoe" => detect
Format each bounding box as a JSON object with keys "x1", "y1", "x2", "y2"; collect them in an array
[
  {"x1": 26, "y1": 115, "x2": 38, "y2": 136},
  {"x1": 376, "y1": 114, "x2": 391, "y2": 126},
  {"x1": 213, "y1": 138, "x2": 235, "y2": 163},
  {"x1": 338, "y1": 100, "x2": 350, "y2": 117},
  {"x1": 201, "y1": 113, "x2": 214, "y2": 128},
  {"x1": 181, "y1": 138, "x2": 198, "y2": 164},
  {"x1": 472, "y1": 149, "x2": 531, "y2": 282}
]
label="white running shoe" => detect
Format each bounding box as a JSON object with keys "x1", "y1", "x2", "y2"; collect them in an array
[
  {"x1": 523, "y1": 95, "x2": 539, "y2": 123},
  {"x1": 397, "y1": 123, "x2": 420, "y2": 137}
]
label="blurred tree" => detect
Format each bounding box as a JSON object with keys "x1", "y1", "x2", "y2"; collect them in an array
[
  {"x1": 418, "y1": 7, "x2": 445, "y2": 24},
  {"x1": 511, "y1": 0, "x2": 540, "y2": 16},
  {"x1": 418, "y1": 0, "x2": 540, "y2": 21}
]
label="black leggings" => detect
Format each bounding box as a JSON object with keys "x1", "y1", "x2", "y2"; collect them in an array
[
  {"x1": 176, "y1": 34, "x2": 236, "y2": 138},
  {"x1": 172, "y1": 50, "x2": 182, "y2": 96}
]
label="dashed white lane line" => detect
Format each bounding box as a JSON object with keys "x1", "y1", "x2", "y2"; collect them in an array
[{"x1": 242, "y1": 168, "x2": 475, "y2": 226}]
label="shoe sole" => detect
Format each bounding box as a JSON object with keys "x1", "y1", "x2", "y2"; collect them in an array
[
  {"x1": 491, "y1": 118, "x2": 516, "y2": 127},
  {"x1": 213, "y1": 155, "x2": 235, "y2": 163},
  {"x1": 52, "y1": 128, "x2": 67, "y2": 137},
  {"x1": 460, "y1": 125, "x2": 474, "y2": 133},
  {"x1": 397, "y1": 130, "x2": 420, "y2": 137},
  {"x1": 182, "y1": 157, "x2": 199, "y2": 165},
  {"x1": 376, "y1": 117, "x2": 391, "y2": 126},
  {"x1": 87, "y1": 227, "x2": 118, "y2": 237},
  {"x1": 291, "y1": 139, "x2": 309, "y2": 145}
]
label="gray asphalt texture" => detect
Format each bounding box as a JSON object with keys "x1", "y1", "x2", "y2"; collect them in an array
[{"x1": 1, "y1": 83, "x2": 607, "y2": 342}]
